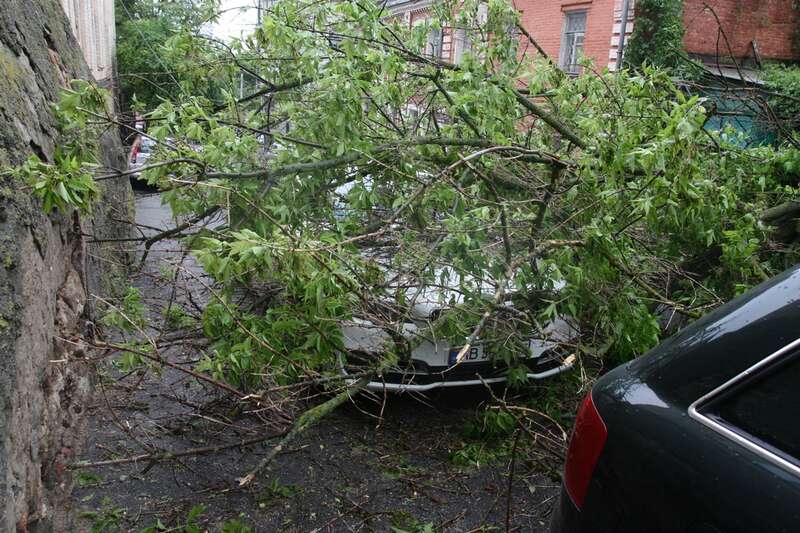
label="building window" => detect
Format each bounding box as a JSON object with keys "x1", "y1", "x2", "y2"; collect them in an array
[
  {"x1": 413, "y1": 17, "x2": 443, "y2": 59},
  {"x1": 426, "y1": 27, "x2": 443, "y2": 58},
  {"x1": 453, "y1": 28, "x2": 471, "y2": 63},
  {"x1": 559, "y1": 11, "x2": 586, "y2": 75}
]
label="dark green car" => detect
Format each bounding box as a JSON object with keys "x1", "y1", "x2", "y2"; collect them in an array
[{"x1": 551, "y1": 265, "x2": 800, "y2": 532}]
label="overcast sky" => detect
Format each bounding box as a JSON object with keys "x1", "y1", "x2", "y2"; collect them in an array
[{"x1": 212, "y1": 0, "x2": 259, "y2": 41}]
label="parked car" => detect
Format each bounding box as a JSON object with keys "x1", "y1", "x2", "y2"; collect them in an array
[
  {"x1": 331, "y1": 180, "x2": 578, "y2": 392},
  {"x1": 551, "y1": 265, "x2": 800, "y2": 532},
  {"x1": 131, "y1": 136, "x2": 157, "y2": 174},
  {"x1": 340, "y1": 264, "x2": 578, "y2": 392}
]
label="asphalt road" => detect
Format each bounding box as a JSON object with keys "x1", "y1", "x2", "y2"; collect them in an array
[{"x1": 71, "y1": 191, "x2": 559, "y2": 532}]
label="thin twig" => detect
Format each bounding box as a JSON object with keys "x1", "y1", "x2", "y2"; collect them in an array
[{"x1": 69, "y1": 433, "x2": 285, "y2": 470}]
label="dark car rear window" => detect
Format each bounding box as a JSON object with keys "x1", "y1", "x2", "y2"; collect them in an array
[{"x1": 703, "y1": 352, "x2": 800, "y2": 467}]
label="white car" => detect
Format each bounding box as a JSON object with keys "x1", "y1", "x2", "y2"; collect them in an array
[
  {"x1": 131, "y1": 137, "x2": 157, "y2": 176},
  {"x1": 339, "y1": 269, "x2": 578, "y2": 392},
  {"x1": 330, "y1": 182, "x2": 577, "y2": 392}
]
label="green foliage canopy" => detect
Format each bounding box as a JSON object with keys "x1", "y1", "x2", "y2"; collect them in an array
[
  {"x1": 115, "y1": 0, "x2": 221, "y2": 110},
  {"x1": 763, "y1": 64, "x2": 800, "y2": 135},
  {"x1": 623, "y1": 0, "x2": 685, "y2": 70},
  {"x1": 35, "y1": 0, "x2": 800, "y2": 389}
]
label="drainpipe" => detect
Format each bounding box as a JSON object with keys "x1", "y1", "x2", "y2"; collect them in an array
[{"x1": 617, "y1": 0, "x2": 631, "y2": 68}]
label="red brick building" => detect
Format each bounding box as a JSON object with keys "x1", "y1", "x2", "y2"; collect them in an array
[
  {"x1": 514, "y1": 0, "x2": 799, "y2": 71},
  {"x1": 386, "y1": 0, "x2": 633, "y2": 71},
  {"x1": 386, "y1": 0, "x2": 464, "y2": 63},
  {"x1": 386, "y1": 0, "x2": 799, "y2": 72},
  {"x1": 516, "y1": 0, "x2": 632, "y2": 72},
  {"x1": 683, "y1": 0, "x2": 799, "y2": 64}
]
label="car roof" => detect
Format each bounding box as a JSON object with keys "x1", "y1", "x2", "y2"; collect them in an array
[{"x1": 616, "y1": 264, "x2": 800, "y2": 407}]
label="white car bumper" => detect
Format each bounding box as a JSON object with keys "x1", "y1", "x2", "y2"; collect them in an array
[{"x1": 349, "y1": 354, "x2": 576, "y2": 393}]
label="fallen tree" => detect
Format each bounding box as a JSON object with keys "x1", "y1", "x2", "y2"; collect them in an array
[{"x1": 13, "y1": 0, "x2": 800, "y2": 486}]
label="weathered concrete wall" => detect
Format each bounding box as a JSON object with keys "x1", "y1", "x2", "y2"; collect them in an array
[{"x1": 0, "y1": 0, "x2": 133, "y2": 531}]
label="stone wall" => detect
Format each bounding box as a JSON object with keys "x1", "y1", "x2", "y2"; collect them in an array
[{"x1": 0, "y1": 0, "x2": 133, "y2": 531}]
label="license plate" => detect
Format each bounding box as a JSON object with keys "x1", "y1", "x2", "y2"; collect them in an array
[{"x1": 448, "y1": 344, "x2": 489, "y2": 365}]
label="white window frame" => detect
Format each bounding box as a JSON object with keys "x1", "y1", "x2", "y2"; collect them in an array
[{"x1": 559, "y1": 11, "x2": 587, "y2": 75}]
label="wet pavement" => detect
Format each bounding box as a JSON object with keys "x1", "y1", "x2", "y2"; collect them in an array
[{"x1": 72, "y1": 191, "x2": 559, "y2": 532}]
